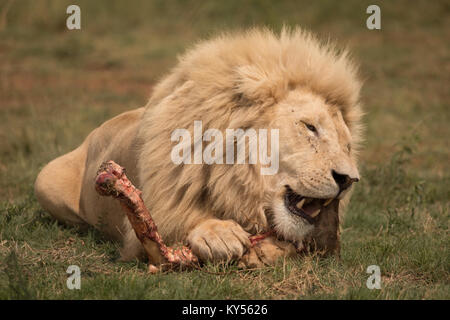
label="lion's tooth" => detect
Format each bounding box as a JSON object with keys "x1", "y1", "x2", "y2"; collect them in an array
[
  {"x1": 296, "y1": 198, "x2": 306, "y2": 209},
  {"x1": 323, "y1": 198, "x2": 333, "y2": 207},
  {"x1": 310, "y1": 209, "x2": 321, "y2": 218}
]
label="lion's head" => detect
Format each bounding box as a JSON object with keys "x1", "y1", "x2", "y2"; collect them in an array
[
  {"x1": 137, "y1": 27, "x2": 363, "y2": 254},
  {"x1": 266, "y1": 88, "x2": 360, "y2": 243},
  {"x1": 259, "y1": 88, "x2": 360, "y2": 255}
]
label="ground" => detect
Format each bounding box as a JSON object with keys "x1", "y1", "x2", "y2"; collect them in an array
[{"x1": 0, "y1": 0, "x2": 448, "y2": 299}]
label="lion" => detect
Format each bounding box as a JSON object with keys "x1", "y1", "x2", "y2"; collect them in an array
[{"x1": 34, "y1": 27, "x2": 363, "y2": 265}]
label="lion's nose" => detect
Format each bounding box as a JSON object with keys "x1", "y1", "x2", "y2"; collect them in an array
[{"x1": 332, "y1": 170, "x2": 359, "y2": 192}]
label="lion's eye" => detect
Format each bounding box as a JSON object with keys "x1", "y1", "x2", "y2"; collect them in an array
[
  {"x1": 347, "y1": 144, "x2": 351, "y2": 153},
  {"x1": 305, "y1": 123, "x2": 317, "y2": 133}
]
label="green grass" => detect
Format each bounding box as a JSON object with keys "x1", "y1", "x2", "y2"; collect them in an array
[{"x1": 0, "y1": 0, "x2": 449, "y2": 299}]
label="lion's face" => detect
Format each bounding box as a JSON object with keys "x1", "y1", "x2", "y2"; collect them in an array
[{"x1": 264, "y1": 89, "x2": 360, "y2": 243}]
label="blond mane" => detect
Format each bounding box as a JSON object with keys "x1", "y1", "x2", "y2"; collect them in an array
[{"x1": 136, "y1": 27, "x2": 363, "y2": 244}]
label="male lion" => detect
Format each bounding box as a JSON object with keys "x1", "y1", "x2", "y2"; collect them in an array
[{"x1": 35, "y1": 28, "x2": 362, "y2": 265}]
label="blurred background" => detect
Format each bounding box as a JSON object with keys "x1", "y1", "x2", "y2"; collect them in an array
[{"x1": 0, "y1": 0, "x2": 448, "y2": 299}]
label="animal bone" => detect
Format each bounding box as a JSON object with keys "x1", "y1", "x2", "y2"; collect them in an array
[
  {"x1": 95, "y1": 160, "x2": 199, "y2": 272},
  {"x1": 95, "y1": 160, "x2": 274, "y2": 273}
]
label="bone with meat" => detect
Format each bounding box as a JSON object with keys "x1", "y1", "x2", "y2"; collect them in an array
[{"x1": 94, "y1": 160, "x2": 279, "y2": 272}]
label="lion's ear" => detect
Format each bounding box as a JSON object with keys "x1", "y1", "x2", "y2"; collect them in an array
[{"x1": 234, "y1": 65, "x2": 286, "y2": 104}]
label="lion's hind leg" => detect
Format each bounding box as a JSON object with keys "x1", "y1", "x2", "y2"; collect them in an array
[{"x1": 34, "y1": 147, "x2": 87, "y2": 227}]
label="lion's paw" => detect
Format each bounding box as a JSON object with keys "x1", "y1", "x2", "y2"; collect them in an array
[
  {"x1": 187, "y1": 219, "x2": 251, "y2": 262},
  {"x1": 238, "y1": 236, "x2": 297, "y2": 269}
]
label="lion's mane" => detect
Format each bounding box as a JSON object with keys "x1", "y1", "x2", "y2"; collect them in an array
[{"x1": 136, "y1": 27, "x2": 363, "y2": 244}]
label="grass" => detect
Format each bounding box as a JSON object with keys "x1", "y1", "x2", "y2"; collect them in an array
[{"x1": 0, "y1": 0, "x2": 449, "y2": 299}]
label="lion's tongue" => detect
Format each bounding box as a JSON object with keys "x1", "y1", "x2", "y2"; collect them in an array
[{"x1": 301, "y1": 200, "x2": 322, "y2": 216}]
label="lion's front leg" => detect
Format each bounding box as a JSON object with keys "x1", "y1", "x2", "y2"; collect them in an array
[{"x1": 186, "y1": 219, "x2": 251, "y2": 262}]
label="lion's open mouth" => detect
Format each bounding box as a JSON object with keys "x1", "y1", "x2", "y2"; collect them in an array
[{"x1": 284, "y1": 185, "x2": 334, "y2": 224}]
